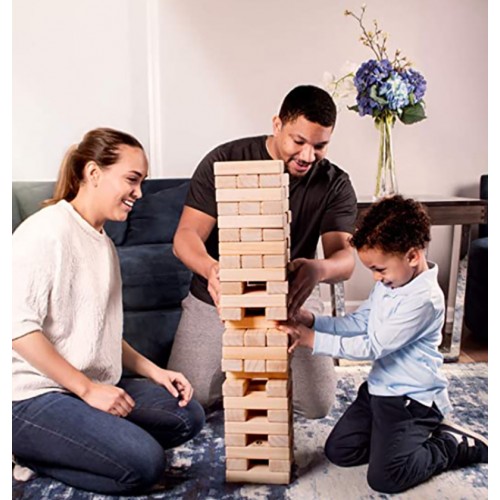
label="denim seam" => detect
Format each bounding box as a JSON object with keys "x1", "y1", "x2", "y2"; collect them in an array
[{"x1": 132, "y1": 407, "x2": 192, "y2": 434}]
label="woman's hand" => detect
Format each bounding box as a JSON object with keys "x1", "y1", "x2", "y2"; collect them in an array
[
  {"x1": 81, "y1": 383, "x2": 136, "y2": 417},
  {"x1": 152, "y1": 369, "x2": 194, "y2": 407}
]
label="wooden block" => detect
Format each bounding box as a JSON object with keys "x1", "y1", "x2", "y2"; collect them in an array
[
  {"x1": 259, "y1": 174, "x2": 283, "y2": 188},
  {"x1": 215, "y1": 175, "x2": 237, "y2": 188},
  {"x1": 240, "y1": 228, "x2": 262, "y2": 241},
  {"x1": 226, "y1": 371, "x2": 289, "y2": 380},
  {"x1": 269, "y1": 459, "x2": 292, "y2": 473},
  {"x1": 268, "y1": 410, "x2": 289, "y2": 422},
  {"x1": 223, "y1": 378, "x2": 249, "y2": 397},
  {"x1": 268, "y1": 434, "x2": 291, "y2": 447},
  {"x1": 267, "y1": 281, "x2": 289, "y2": 294},
  {"x1": 220, "y1": 268, "x2": 286, "y2": 282},
  {"x1": 219, "y1": 241, "x2": 287, "y2": 256},
  {"x1": 261, "y1": 199, "x2": 289, "y2": 214},
  {"x1": 238, "y1": 202, "x2": 260, "y2": 215},
  {"x1": 220, "y1": 291, "x2": 286, "y2": 308},
  {"x1": 219, "y1": 255, "x2": 240, "y2": 269},
  {"x1": 226, "y1": 442, "x2": 291, "y2": 460},
  {"x1": 225, "y1": 316, "x2": 279, "y2": 329},
  {"x1": 266, "y1": 360, "x2": 288, "y2": 372},
  {"x1": 217, "y1": 202, "x2": 239, "y2": 215},
  {"x1": 266, "y1": 328, "x2": 288, "y2": 347},
  {"x1": 244, "y1": 329, "x2": 266, "y2": 346},
  {"x1": 244, "y1": 359, "x2": 266, "y2": 372},
  {"x1": 219, "y1": 228, "x2": 240, "y2": 242},
  {"x1": 226, "y1": 464, "x2": 290, "y2": 484},
  {"x1": 225, "y1": 434, "x2": 248, "y2": 447},
  {"x1": 221, "y1": 359, "x2": 243, "y2": 372},
  {"x1": 220, "y1": 308, "x2": 243, "y2": 320},
  {"x1": 223, "y1": 346, "x2": 288, "y2": 360},
  {"x1": 225, "y1": 408, "x2": 248, "y2": 422},
  {"x1": 222, "y1": 329, "x2": 245, "y2": 346},
  {"x1": 282, "y1": 173, "x2": 290, "y2": 186},
  {"x1": 218, "y1": 215, "x2": 285, "y2": 229},
  {"x1": 263, "y1": 229, "x2": 285, "y2": 241},
  {"x1": 225, "y1": 416, "x2": 289, "y2": 435},
  {"x1": 237, "y1": 175, "x2": 259, "y2": 188},
  {"x1": 226, "y1": 458, "x2": 249, "y2": 471},
  {"x1": 265, "y1": 307, "x2": 288, "y2": 320},
  {"x1": 266, "y1": 379, "x2": 289, "y2": 397},
  {"x1": 216, "y1": 188, "x2": 285, "y2": 202},
  {"x1": 220, "y1": 282, "x2": 245, "y2": 294},
  {"x1": 224, "y1": 393, "x2": 289, "y2": 410},
  {"x1": 241, "y1": 255, "x2": 262, "y2": 268},
  {"x1": 263, "y1": 254, "x2": 287, "y2": 268},
  {"x1": 214, "y1": 160, "x2": 284, "y2": 176}
]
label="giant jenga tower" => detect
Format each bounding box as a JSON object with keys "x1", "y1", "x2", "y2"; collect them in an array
[{"x1": 214, "y1": 160, "x2": 293, "y2": 484}]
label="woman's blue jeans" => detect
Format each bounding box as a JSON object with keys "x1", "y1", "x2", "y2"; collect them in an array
[{"x1": 12, "y1": 378, "x2": 205, "y2": 494}]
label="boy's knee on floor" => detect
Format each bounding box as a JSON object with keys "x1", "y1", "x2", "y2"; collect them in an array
[{"x1": 367, "y1": 465, "x2": 408, "y2": 494}]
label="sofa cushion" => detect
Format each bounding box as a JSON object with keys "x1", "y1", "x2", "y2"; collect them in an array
[
  {"x1": 103, "y1": 220, "x2": 128, "y2": 246},
  {"x1": 124, "y1": 181, "x2": 190, "y2": 246},
  {"x1": 117, "y1": 243, "x2": 192, "y2": 311}
]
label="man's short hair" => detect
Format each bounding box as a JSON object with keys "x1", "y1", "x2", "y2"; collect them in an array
[
  {"x1": 351, "y1": 195, "x2": 431, "y2": 254},
  {"x1": 279, "y1": 85, "x2": 337, "y2": 128}
]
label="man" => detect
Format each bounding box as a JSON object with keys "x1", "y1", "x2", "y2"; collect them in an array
[{"x1": 168, "y1": 85, "x2": 357, "y2": 418}]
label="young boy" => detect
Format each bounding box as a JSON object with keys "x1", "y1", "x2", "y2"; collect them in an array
[{"x1": 282, "y1": 196, "x2": 488, "y2": 494}]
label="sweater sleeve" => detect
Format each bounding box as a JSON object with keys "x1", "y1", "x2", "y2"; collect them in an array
[{"x1": 12, "y1": 221, "x2": 57, "y2": 340}]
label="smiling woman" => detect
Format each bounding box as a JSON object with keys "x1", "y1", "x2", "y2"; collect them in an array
[{"x1": 12, "y1": 127, "x2": 205, "y2": 495}]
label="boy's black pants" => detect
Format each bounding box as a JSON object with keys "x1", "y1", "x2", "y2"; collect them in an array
[{"x1": 325, "y1": 382, "x2": 455, "y2": 494}]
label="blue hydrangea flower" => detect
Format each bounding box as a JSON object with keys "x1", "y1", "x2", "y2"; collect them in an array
[
  {"x1": 402, "y1": 68, "x2": 427, "y2": 102},
  {"x1": 378, "y1": 72, "x2": 410, "y2": 111},
  {"x1": 353, "y1": 59, "x2": 393, "y2": 116}
]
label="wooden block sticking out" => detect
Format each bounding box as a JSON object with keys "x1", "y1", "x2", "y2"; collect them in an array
[
  {"x1": 237, "y1": 175, "x2": 259, "y2": 188},
  {"x1": 268, "y1": 434, "x2": 291, "y2": 448},
  {"x1": 222, "y1": 359, "x2": 243, "y2": 372},
  {"x1": 268, "y1": 410, "x2": 289, "y2": 422},
  {"x1": 220, "y1": 282, "x2": 245, "y2": 295},
  {"x1": 266, "y1": 360, "x2": 288, "y2": 373},
  {"x1": 259, "y1": 174, "x2": 283, "y2": 188},
  {"x1": 226, "y1": 442, "x2": 291, "y2": 460},
  {"x1": 220, "y1": 291, "x2": 286, "y2": 308},
  {"x1": 263, "y1": 229, "x2": 285, "y2": 241},
  {"x1": 282, "y1": 173, "x2": 290, "y2": 186},
  {"x1": 225, "y1": 408, "x2": 248, "y2": 422},
  {"x1": 241, "y1": 255, "x2": 262, "y2": 269},
  {"x1": 225, "y1": 416, "x2": 289, "y2": 435},
  {"x1": 240, "y1": 228, "x2": 262, "y2": 242},
  {"x1": 215, "y1": 175, "x2": 237, "y2": 188},
  {"x1": 217, "y1": 202, "x2": 239, "y2": 215},
  {"x1": 216, "y1": 188, "x2": 285, "y2": 203},
  {"x1": 220, "y1": 308, "x2": 244, "y2": 320},
  {"x1": 244, "y1": 359, "x2": 266, "y2": 372},
  {"x1": 225, "y1": 434, "x2": 248, "y2": 447},
  {"x1": 225, "y1": 371, "x2": 289, "y2": 380},
  {"x1": 266, "y1": 328, "x2": 289, "y2": 347},
  {"x1": 223, "y1": 378, "x2": 250, "y2": 397},
  {"x1": 269, "y1": 459, "x2": 292, "y2": 473},
  {"x1": 224, "y1": 393, "x2": 289, "y2": 410},
  {"x1": 226, "y1": 458, "x2": 249, "y2": 471},
  {"x1": 219, "y1": 255, "x2": 241, "y2": 269},
  {"x1": 226, "y1": 465, "x2": 290, "y2": 485},
  {"x1": 263, "y1": 254, "x2": 287, "y2": 268},
  {"x1": 244, "y1": 329, "x2": 266, "y2": 346},
  {"x1": 266, "y1": 307, "x2": 288, "y2": 321},
  {"x1": 225, "y1": 316, "x2": 279, "y2": 330},
  {"x1": 238, "y1": 202, "x2": 260, "y2": 215},
  {"x1": 267, "y1": 281, "x2": 289, "y2": 295},
  {"x1": 222, "y1": 329, "x2": 245, "y2": 346},
  {"x1": 220, "y1": 268, "x2": 286, "y2": 282},
  {"x1": 266, "y1": 379, "x2": 289, "y2": 397},
  {"x1": 218, "y1": 215, "x2": 285, "y2": 229},
  {"x1": 219, "y1": 228, "x2": 240, "y2": 242},
  {"x1": 214, "y1": 160, "x2": 284, "y2": 176},
  {"x1": 220, "y1": 241, "x2": 287, "y2": 256},
  {"x1": 223, "y1": 346, "x2": 288, "y2": 360}
]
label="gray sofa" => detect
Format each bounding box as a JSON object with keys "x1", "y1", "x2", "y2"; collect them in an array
[{"x1": 12, "y1": 179, "x2": 192, "y2": 371}]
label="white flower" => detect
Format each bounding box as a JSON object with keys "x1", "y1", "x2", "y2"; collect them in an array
[{"x1": 322, "y1": 61, "x2": 358, "y2": 111}]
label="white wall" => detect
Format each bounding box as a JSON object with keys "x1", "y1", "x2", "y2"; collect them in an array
[{"x1": 13, "y1": 0, "x2": 487, "y2": 302}]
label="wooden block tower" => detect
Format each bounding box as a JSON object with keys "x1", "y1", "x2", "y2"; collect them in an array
[{"x1": 215, "y1": 160, "x2": 293, "y2": 484}]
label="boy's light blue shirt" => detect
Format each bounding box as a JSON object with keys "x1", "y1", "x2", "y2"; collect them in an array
[{"x1": 313, "y1": 262, "x2": 452, "y2": 415}]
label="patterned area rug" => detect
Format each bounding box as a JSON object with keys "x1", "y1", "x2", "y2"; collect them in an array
[{"x1": 13, "y1": 363, "x2": 488, "y2": 499}]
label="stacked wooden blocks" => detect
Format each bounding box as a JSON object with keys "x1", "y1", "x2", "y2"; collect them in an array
[{"x1": 215, "y1": 160, "x2": 293, "y2": 484}]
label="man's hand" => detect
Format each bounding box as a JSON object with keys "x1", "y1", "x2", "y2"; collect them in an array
[
  {"x1": 207, "y1": 261, "x2": 221, "y2": 308},
  {"x1": 81, "y1": 383, "x2": 136, "y2": 417},
  {"x1": 291, "y1": 308, "x2": 315, "y2": 328},
  {"x1": 288, "y1": 258, "x2": 321, "y2": 317},
  {"x1": 279, "y1": 321, "x2": 315, "y2": 353},
  {"x1": 152, "y1": 369, "x2": 194, "y2": 407}
]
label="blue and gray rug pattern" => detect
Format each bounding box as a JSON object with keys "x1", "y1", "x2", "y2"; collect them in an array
[{"x1": 13, "y1": 363, "x2": 488, "y2": 499}]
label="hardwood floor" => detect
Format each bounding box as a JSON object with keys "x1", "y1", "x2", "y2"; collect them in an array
[{"x1": 459, "y1": 327, "x2": 488, "y2": 363}]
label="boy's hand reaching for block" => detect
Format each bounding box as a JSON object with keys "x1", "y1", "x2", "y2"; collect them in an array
[{"x1": 279, "y1": 320, "x2": 315, "y2": 353}]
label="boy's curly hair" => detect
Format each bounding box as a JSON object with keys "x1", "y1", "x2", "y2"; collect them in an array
[{"x1": 351, "y1": 195, "x2": 431, "y2": 254}]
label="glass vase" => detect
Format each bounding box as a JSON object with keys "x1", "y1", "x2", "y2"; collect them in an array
[{"x1": 374, "y1": 116, "x2": 398, "y2": 199}]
